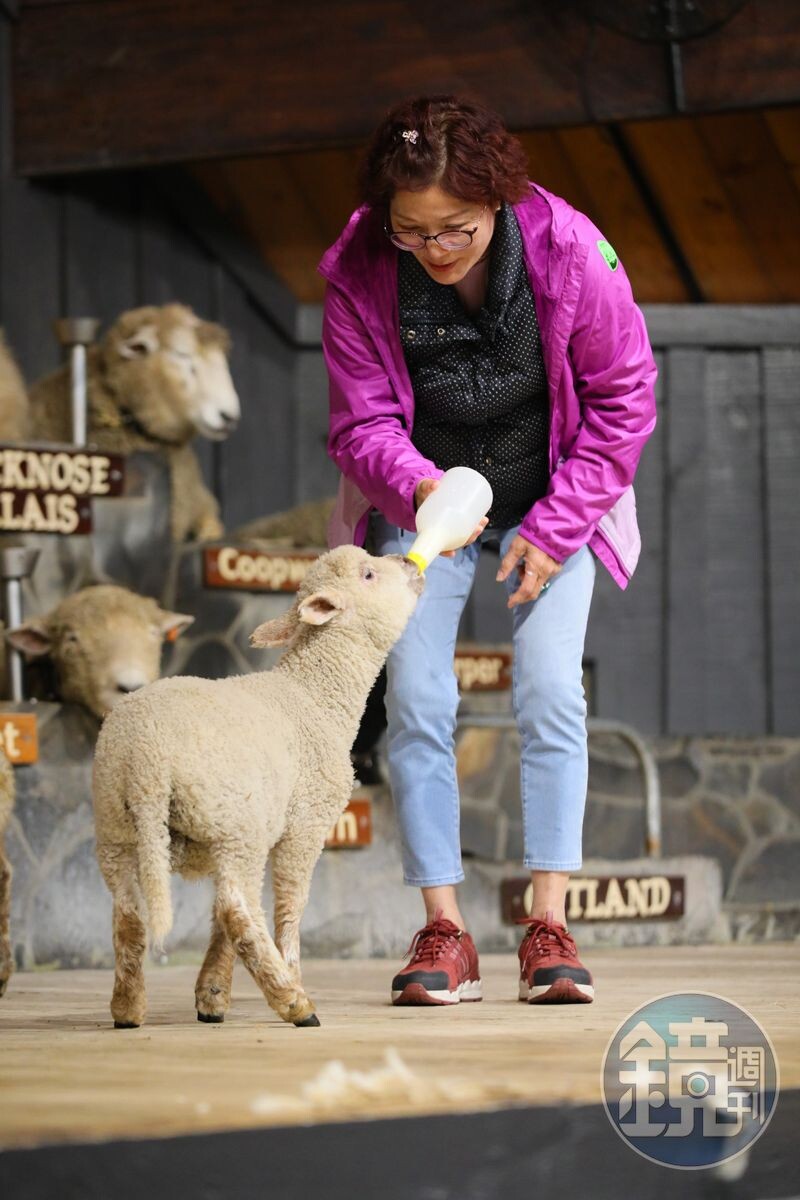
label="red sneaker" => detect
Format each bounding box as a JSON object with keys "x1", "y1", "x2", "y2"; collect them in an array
[
  {"x1": 517, "y1": 909, "x2": 594, "y2": 1003},
  {"x1": 391, "y1": 912, "x2": 482, "y2": 1006}
]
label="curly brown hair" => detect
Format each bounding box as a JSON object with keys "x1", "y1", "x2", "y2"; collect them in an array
[{"x1": 358, "y1": 94, "x2": 530, "y2": 210}]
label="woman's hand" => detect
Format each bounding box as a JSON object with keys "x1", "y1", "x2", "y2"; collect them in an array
[
  {"x1": 496, "y1": 535, "x2": 561, "y2": 608},
  {"x1": 414, "y1": 478, "x2": 489, "y2": 557}
]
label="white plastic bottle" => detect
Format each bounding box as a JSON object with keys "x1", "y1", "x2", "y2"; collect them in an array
[{"x1": 406, "y1": 466, "x2": 493, "y2": 574}]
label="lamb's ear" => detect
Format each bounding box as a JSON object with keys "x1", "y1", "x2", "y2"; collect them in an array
[
  {"x1": 250, "y1": 605, "x2": 299, "y2": 648},
  {"x1": 158, "y1": 610, "x2": 195, "y2": 644},
  {"x1": 297, "y1": 589, "x2": 347, "y2": 627},
  {"x1": 5, "y1": 618, "x2": 52, "y2": 659},
  {"x1": 118, "y1": 323, "x2": 159, "y2": 359}
]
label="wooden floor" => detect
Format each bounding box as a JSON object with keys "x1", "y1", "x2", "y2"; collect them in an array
[{"x1": 1, "y1": 944, "x2": 798, "y2": 1151}]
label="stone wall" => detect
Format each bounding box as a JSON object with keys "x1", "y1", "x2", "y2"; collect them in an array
[
  {"x1": 3, "y1": 693, "x2": 795, "y2": 970},
  {"x1": 457, "y1": 726, "x2": 800, "y2": 941},
  {"x1": 598, "y1": 734, "x2": 800, "y2": 941}
]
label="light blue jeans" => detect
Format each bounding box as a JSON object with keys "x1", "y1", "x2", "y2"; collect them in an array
[{"x1": 371, "y1": 513, "x2": 596, "y2": 886}]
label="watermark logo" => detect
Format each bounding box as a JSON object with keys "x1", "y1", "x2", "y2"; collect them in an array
[{"x1": 601, "y1": 991, "x2": 779, "y2": 1169}]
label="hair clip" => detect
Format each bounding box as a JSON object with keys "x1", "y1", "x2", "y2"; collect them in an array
[{"x1": 401, "y1": 129, "x2": 419, "y2": 144}]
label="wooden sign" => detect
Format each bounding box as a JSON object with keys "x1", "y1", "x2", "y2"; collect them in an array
[
  {"x1": 500, "y1": 874, "x2": 686, "y2": 924},
  {"x1": 204, "y1": 546, "x2": 318, "y2": 593},
  {"x1": 325, "y1": 798, "x2": 372, "y2": 848},
  {"x1": 454, "y1": 647, "x2": 512, "y2": 692},
  {"x1": 0, "y1": 445, "x2": 125, "y2": 535},
  {"x1": 0, "y1": 713, "x2": 38, "y2": 765}
]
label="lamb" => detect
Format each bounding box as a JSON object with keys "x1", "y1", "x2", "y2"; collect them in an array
[
  {"x1": 0, "y1": 332, "x2": 28, "y2": 443},
  {"x1": 27, "y1": 303, "x2": 240, "y2": 542},
  {"x1": 91, "y1": 545, "x2": 423, "y2": 1029},
  {"x1": 4, "y1": 585, "x2": 194, "y2": 719},
  {"x1": 0, "y1": 751, "x2": 13, "y2": 996}
]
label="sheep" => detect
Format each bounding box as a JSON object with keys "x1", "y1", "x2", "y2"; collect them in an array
[
  {"x1": 0, "y1": 332, "x2": 28, "y2": 444},
  {"x1": 27, "y1": 304, "x2": 240, "y2": 542},
  {"x1": 91, "y1": 544, "x2": 423, "y2": 1029},
  {"x1": 232, "y1": 497, "x2": 336, "y2": 550},
  {"x1": 4, "y1": 585, "x2": 194, "y2": 719},
  {"x1": 0, "y1": 751, "x2": 13, "y2": 996}
]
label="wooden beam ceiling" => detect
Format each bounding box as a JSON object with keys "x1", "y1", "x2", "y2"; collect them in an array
[
  {"x1": 189, "y1": 106, "x2": 800, "y2": 305},
  {"x1": 622, "y1": 112, "x2": 800, "y2": 301},
  {"x1": 11, "y1": 0, "x2": 800, "y2": 177}
]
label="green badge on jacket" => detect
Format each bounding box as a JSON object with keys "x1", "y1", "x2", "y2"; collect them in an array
[{"x1": 597, "y1": 239, "x2": 619, "y2": 271}]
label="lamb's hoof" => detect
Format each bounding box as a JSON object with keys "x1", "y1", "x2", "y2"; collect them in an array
[
  {"x1": 294, "y1": 1013, "x2": 321, "y2": 1027},
  {"x1": 113, "y1": 1020, "x2": 140, "y2": 1029},
  {"x1": 0, "y1": 980, "x2": 8, "y2": 998},
  {"x1": 197, "y1": 1011, "x2": 224, "y2": 1024}
]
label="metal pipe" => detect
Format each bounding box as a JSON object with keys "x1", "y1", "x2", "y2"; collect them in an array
[
  {"x1": 4, "y1": 578, "x2": 23, "y2": 703},
  {"x1": 1, "y1": 546, "x2": 41, "y2": 703},
  {"x1": 456, "y1": 711, "x2": 662, "y2": 859},
  {"x1": 53, "y1": 318, "x2": 100, "y2": 445},
  {"x1": 69, "y1": 344, "x2": 88, "y2": 445},
  {"x1": 588, "y1": 718, "x2": 662, "y2": 858}
]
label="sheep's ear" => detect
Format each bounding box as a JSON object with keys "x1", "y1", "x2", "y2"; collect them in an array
[
  {"x1": 118, "y1": 323, "x2": 159, "y2": 359},
  {"x1": 159, "y1": 611, "x2": 195, "y2": 644},
  {"x1": 5, "y1": 618, "x2": 52, "y2": 660},
  {"x1": 250, "y1": 607, "x2": 298, "y2": 648},
  {"x1": 297, "y1": 589, "x2": 347, "y2": 627},
  {"x1": 197, "y1": 319, "x2": 231, "y2": 354}
]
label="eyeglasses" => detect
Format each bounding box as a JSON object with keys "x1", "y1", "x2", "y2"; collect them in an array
[{"x1": 385, "y1": 205, "x2": 487, "y2": 251}]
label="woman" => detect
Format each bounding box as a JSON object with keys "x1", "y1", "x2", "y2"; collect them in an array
[{"x1": 320, "y1": 95, "x2": 656, "y2": 1007}]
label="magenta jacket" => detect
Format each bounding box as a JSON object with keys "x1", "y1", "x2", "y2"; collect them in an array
[{"x1": 319, "y1": 184, "x2": 657, "y2": 588}]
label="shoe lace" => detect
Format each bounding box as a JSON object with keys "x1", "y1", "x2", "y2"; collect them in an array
[
  {"x1": 405, "y1": 910, "x2": 463, "y2": 965},
  {"x1": 515, "y1": 910, "x2": 577, "y2": 964}
]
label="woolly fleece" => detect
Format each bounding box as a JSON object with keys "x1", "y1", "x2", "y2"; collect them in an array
[{"x1": 92, "y1": 545, "x2": 422, "y2": 1027}]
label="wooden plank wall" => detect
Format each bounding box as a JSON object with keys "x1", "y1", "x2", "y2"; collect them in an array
[
  {"x1": 461, "y1": 324, "x2": 800, "y2": 739},
  {"x1": 585, "y1": 328, "x2": 799, "y2": 738}
]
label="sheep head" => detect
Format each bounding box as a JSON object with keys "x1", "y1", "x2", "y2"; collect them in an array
[
  {"x1": 101, "y1": 304, "x2": 240, "y2": 444},
  {"x1": 249, "y1": 545, "x2": 423, "y2": 656},
  {"x1": 5, "y1": 585, "x2": 194, "y2": 719}
]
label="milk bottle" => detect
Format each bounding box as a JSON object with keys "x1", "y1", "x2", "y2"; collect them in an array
[{"x1": 406, "y1": 467, "x2": 493, "y2": 574}]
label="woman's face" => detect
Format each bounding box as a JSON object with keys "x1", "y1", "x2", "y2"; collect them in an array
[{"x1": 389, "y1": 185, "x2": 499, "y2": 286}]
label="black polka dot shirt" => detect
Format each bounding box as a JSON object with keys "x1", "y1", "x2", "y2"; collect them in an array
[{"x1": 398, "y1": 203, "x2": 550, "y2": 529}]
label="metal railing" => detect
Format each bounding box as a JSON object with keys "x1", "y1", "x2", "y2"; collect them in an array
[
  {"x1": 1, "y1": 547, "x2": 41, "y2": 703},
  {"x1": 457, "y1": 710, "x2": 662, "y2": 858}
]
